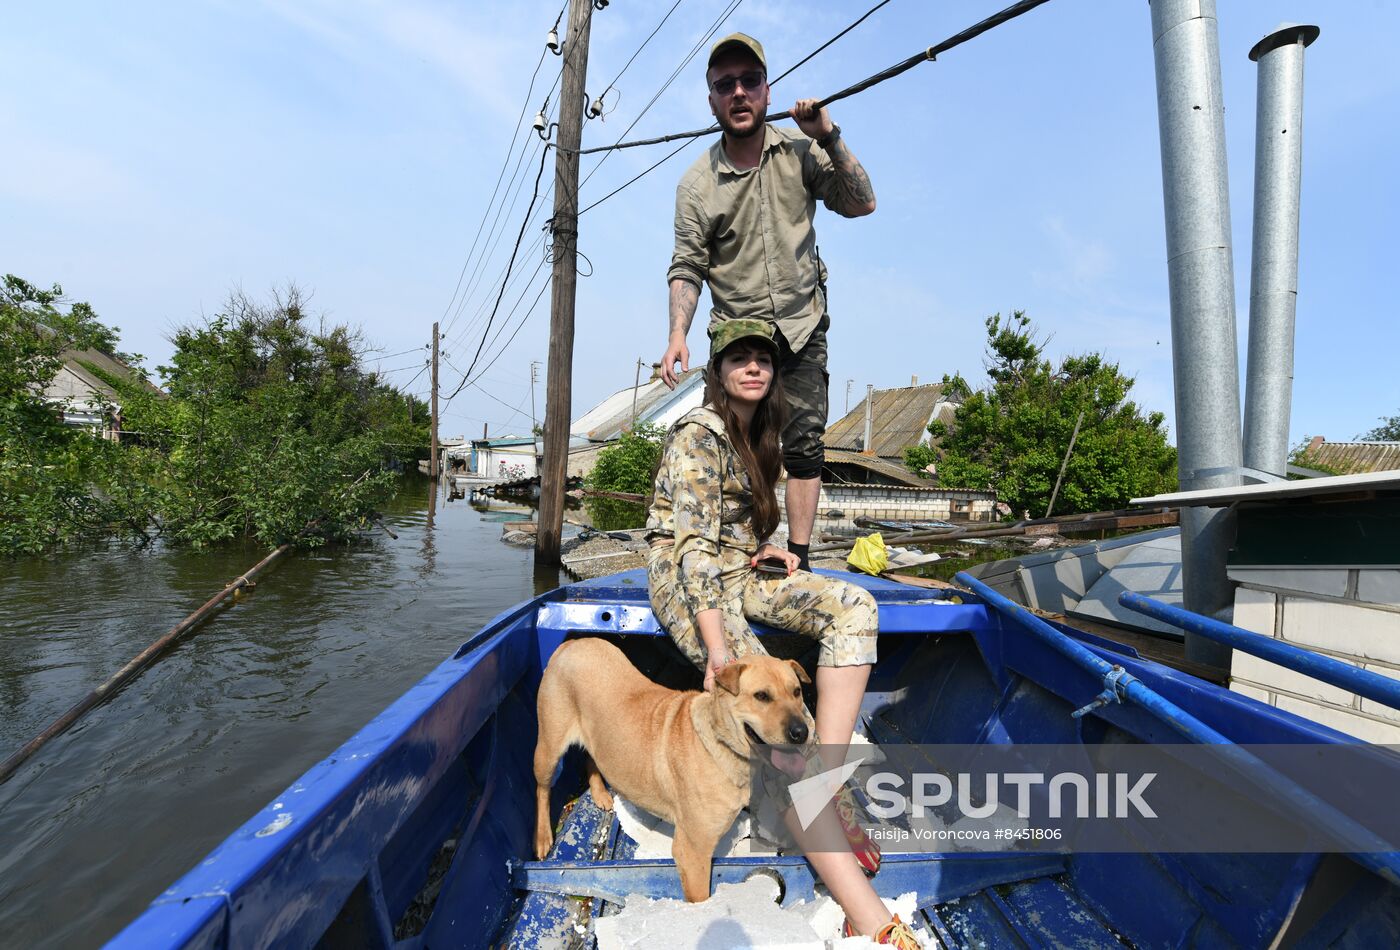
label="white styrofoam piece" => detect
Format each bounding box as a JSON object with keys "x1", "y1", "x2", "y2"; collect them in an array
[
  {"x1": 595, "y1": 879, "x2": 925, "y2": 950},
  {"x1": 613, "y1": 796, "x2": 756, "y2": 860}
]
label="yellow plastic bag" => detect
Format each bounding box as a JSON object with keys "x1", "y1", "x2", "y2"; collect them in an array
[{"x1": 847, "y1": 532, "x2": 888, "y2": 576}]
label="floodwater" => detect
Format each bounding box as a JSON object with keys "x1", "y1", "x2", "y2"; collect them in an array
[{"x1": 0, "y1": 477, "x2": 560, "y2": 948}]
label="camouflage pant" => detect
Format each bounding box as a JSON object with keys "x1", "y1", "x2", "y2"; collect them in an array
[
  {"x1": 647, "y1": 541, "x2": 878, "y2": 669},
  {"x1": 777, "y1": 312, "x2": 830, "y2": 480}
]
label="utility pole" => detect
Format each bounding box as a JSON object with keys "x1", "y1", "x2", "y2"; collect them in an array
[
  {"x1": 631, "y1": 357, "x2": 644, "y2": 427},
  {"x1": 430, "y1": 321, "x2": 440, "y2": 479},
  {"x1": 536, "y1": 0, "x2": 593, "y2": 567},
  {"x1": 845, "y1": 379, "x2": 853, "y2": 416}
]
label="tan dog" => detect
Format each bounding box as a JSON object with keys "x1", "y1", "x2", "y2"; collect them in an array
[{"x1": 533, "y1": 637, "x2": 814, "y2": 901}]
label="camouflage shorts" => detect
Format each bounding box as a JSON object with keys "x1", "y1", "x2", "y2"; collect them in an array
[
  {"x1": 647, "y1": 542, "x2": 878, "y2": 669},
  {"x1": 777, "y1": 312, "x2": 829, "y2": 480}
]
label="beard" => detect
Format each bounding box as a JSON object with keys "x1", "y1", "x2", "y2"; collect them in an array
[{"x1": 716, "y1": 103, "x2": 764, "y2": 139}]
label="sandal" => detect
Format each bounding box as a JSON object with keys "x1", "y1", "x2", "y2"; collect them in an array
[
  {"x1": 834, "y1": 782, "x2": 882, "y2": 876},
  {"x1": 843, "y1": 914, "x2": 922, "y2": 948}
]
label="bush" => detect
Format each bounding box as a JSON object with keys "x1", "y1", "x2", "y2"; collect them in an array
[{"x1": 586, "y1": 422, "x2": 664, "y2": 495}]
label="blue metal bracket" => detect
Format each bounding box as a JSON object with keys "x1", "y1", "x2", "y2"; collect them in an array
[{"x1": 1071, "y1": 665, "x2": 1135, "y2": 719}]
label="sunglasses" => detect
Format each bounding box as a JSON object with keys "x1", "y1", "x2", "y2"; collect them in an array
[{"x1": 710, "y1": 70, "x2": 766, "y2": 97}]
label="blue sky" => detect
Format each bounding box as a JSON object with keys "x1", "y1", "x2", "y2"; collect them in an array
[{"x1": 4, "y1": 0, "x2": 1397, "y2": 447}]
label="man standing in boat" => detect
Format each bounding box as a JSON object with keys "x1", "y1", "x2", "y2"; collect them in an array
[{"x1": 660, "y1": 32, "x2": 877, "y2": 572}]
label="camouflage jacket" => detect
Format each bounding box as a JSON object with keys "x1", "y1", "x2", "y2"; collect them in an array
[{"x1": 646, "y1": 406, "x2": 758, "y2": 613}]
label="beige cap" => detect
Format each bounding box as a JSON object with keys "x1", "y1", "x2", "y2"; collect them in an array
[{"x1": 707, "y1": 33, "x2": 766, "y2": 71}]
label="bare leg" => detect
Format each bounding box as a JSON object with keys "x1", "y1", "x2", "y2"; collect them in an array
[
  {"x1": 815, "y1": 663, "x2": 871, "y2": 770},
  {"x1": 785, "y1": 475, "x2": 822, "y2": 546},
  {"x1": 784, "y1": 805, "x2": 891, "y2": 935}
]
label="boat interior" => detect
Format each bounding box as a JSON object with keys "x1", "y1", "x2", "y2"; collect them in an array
[{"x1": 111, "y1": 571, "x2": 1400, "y2": 950}]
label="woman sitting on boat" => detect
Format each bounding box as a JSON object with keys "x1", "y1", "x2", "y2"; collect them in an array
[{"x1": 646, "y1": 318, "x2": 918, "y2": 947}]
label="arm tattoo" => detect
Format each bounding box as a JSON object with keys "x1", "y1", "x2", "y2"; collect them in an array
[
  {"x1": 669, "y1": 279, "x2": 700, "y2": 337},
  {"x1": 824, "y1": 138, "x2": 876, "y2": 216}
]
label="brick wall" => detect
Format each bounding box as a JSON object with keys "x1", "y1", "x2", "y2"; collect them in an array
[
  {"x1": 1228, "y1": 568, "x2": 1400, "y2": 743},
  {"x1": 777, "y1": 483, "x2": 995, "y2": 536}
]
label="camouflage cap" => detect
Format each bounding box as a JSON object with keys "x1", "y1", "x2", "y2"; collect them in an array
[
  {"x1": 708, "y1": 33, "x2": 766, "y2": 71},
  {"x1": 709, "y1": 318, "x2": 777, "y2": 357}
]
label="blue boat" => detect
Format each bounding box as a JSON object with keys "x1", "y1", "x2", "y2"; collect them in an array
[{"x1": 109, "y1": 569, "x2": 1400, "y2": 948}]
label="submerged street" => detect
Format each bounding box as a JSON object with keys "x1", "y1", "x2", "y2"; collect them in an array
[{"x1": 0, "y1": 477, "x2": 556, "y2": 947}]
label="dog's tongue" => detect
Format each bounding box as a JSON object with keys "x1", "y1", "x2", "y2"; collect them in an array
[{"x1": 769, "y1": 748, "x2": 808, "y2": 779}]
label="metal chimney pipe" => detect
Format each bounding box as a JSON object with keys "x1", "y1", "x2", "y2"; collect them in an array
[
  {"x1": 862, "y1": 384, "x2": 874, "y2": 455},
  {"x1": 1149, "y1": 0, "x2": 1242, "y2": 669},
  {"x1": 1243, "y1": 23, "x2": 1318, "y2": 480}
]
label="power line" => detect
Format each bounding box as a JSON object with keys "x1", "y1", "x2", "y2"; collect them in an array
[
  {"x1": 576, "y1": 0, "x2": 890, "y2": 215},
  {"x1": 767, "y1": 0, "x2": 894, "y2": 88},
  {"x1": 398, "y1": 362, "x2": 431, "y2": 392},
  {"x1": 443, "y1": 74, "x2": 563, "y2": 342},
  {"x1": 455, "y1": 273, "x2": 554, "y2": 395},
  {"x1": 367, "y1": 345, "x2": 427, "y2": 362},
  {"x1": 572, "y1": 0, "x2": 1055, "y2": 156},
  {"x1": 575, "y1": 0, "x2": 743, "y2": 197},
  {"x1": 450, "y1": 153, "x2": 554, "y2": 346},
  {"x1": 444, "y1": 354, "x2": 536, "y2": 427},
  {"x1": 596, "y1": 0, "x2": 686, "y2": 100},
  {"x1": 374, "y1": 361, "x2": 430, "y2": 374},
  {"x1": 579, "y1": 138, "x2": 690, "y2": 216},
  {"x1": 438, "y1": 5, "x2": 566, "y2": 334},
  {"x1": 447, "y1": 1, "x2": 738, "y2": 395},
  {"x1": 446, "y1": 143, "x2": 554, "y2": 397}
]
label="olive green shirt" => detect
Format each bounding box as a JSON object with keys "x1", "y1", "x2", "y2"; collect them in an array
[{"x1": 668, "y1": 124, "x2": 839, "y2": 353}]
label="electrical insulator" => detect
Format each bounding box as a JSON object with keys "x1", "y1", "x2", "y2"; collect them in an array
[
  {"x1": 546, "y1": 28, "x2": 560, "y2": 55},
  {"x1": 593, "y1": 0, "x2": 608, "y2": 9},
  {"x1": 532, "y1": 110, "x2": 548, "y2": 138},
  {"x1": 587, "y1": 96, "x2": 604, "y2": 119}
]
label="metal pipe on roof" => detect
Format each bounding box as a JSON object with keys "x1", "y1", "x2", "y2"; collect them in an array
[
  {"x1": 1148, "y1": 0, "x2": 1241, "y2": 669},
  {"x1": 1242, "y1": 23, "x2": 1319, "y2": 481},
  {"x1": 862, "y1": 384, "x2": 874, "y2": 455}
]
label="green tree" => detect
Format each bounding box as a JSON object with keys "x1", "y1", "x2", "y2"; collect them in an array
[
  {"x1": 119, "y1": 286, "x2": 422, "y2": 547},
  {"x1": 0, "y1": 277, "x2": 149, "y2": 553},
  {"x1": 2, "y1": 278, "x2": 428, "y2": 554},
  {"x1": 924, "y1": 311, "x2": 1177, "y2": 517},
  {"x1": 1359, "y1": 412, "x2": 1400, "y2": 441}
]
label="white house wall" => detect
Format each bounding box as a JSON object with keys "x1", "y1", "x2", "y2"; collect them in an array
[
  {"x1": 1228, "y1": 570, "x2": 1400, "y2": 743},
  {"x1": 475, "y1": 445, "x2": 538, "y2": 479}
]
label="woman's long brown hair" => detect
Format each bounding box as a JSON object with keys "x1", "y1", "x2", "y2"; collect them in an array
[{"x1": 703, "y1": 343, "x2": 787, "y2": 540}]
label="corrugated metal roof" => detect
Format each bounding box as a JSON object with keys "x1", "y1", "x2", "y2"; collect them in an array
[
  {"x1": 569, "y1": 368, "x2": 705, "y2": 442},
  {"x1": 1133, "y1": 469, "x2": 1400, "y2": 508},
  {"x1": 1298, "y1": 440, "x2": 1400, "y2": 475},
  {"x1": 824, "y1": 383, "x2": 955, "y2": 458},
  {"x1": 822, "y1": 449, "x2": 928, "y2": 487}
]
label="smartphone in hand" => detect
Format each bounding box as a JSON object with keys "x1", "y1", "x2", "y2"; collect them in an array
[{"x1": 754, "y1": 557, "x2": 790, "y2": 575}]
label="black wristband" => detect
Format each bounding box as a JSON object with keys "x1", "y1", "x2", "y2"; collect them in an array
[{"x1": 817, "y1": 124, "x2": 842, "y2": 150}]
